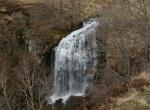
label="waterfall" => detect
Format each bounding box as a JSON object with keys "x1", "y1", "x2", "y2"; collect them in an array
[{"x1": 49, "y1": 18, "x2": 99, "y2": 104}]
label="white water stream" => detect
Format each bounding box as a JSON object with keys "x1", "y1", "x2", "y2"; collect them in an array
[{"x1": 49, "y1": 18, "x2": 99, "y2": 104}]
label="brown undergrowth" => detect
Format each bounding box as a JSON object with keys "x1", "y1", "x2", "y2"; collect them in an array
[{"x1": 94, "y1": 71, "x2": 150, "y2": 110}]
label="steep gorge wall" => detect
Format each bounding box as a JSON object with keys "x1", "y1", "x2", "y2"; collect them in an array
[{"x1": 0, "y1": 0, "x2": 146, "y2": 75}]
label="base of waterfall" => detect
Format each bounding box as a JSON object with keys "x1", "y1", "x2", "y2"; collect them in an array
[
  {"x1": 45, "y1": 94, "x2": 88, "y2": 110},
  {"x1": 47, "y1": 93, "x2": 85, "y2": 104}
]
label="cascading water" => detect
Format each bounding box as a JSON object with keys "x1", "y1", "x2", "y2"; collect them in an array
[{"x1": 49, "y1": 18, "x2": 99, "y2": 104}]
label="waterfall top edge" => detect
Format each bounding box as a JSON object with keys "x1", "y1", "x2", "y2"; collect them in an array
[
  {"x1": 71, "y1": 18, "x2": 99, "y2": 36},
  {"x1": 83, "y1": 17, "x2": 100, "y2": 27},
  {"x1": 58, "y1": 18, "x2": 99, "y2": 47}
]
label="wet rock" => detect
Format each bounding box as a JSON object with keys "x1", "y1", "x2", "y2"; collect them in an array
[{"x1": 45, "y1": 96, "x2": 86, "y2": 110}]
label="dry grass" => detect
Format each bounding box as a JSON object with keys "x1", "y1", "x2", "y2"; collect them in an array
[
  {"x1": 108, "y1": 84, "x2": 129, "y2": 96},
  {"x1": 130, "y1": 71, "x2": 150, "y2": 91},
  {"x1": 113, "y1": 71, "x2": 150, "y2": 110},
  {"x1": 114, "y1": 87, "x2": 150, "y2": 110},
  {"x1": 134, "y1": 71, "x2": 150, "y2": 81},
  {"x1": 116, "y1": 90, "x2": 138, "y2": 105},
  {"x1": 15, "y1": 0, "x2": 44, "y2": 4},
  {"x1": 98, "y1": 71, "x2": 150, "y2": 110}
]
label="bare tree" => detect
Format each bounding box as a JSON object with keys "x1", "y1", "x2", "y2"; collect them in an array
[
  {"x1": 18, "y1": 54, "x2": 51, "y2": 110},
  {"x1": 71, "y1": 0, "x2": 81, "y2": 26},
  {"x1": 18, "y1": 56, "x2": 37, "y2": 110},
  {"x1": 0, "y1": 61, "x2": 12, "y2": 110},
  {"x1": 36, "y1": 71, "x2": 51, "y2": 109},
  {"x1": 123, "y1": 0, "x2": 150, "y2": 69},
  {"x1": 113, "y1": 37, "x2": 130, "y2": 78},
  {"x1": 59, "y1": 0, "x2": 63, "y2": 14},
  {"x1": 44, "y1": 0, "x2": 55, "y2": 16}
]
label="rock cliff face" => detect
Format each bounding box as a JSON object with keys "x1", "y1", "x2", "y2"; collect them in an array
[
  {"x1": 0, "y1": 0, "x2": 108, "y2": 63},
  {"x1": 14, "y1": 0, "x2": 145, "y2": 75},
  {"x1": 1, "y1": 0, "x2": 145, "y2": 71}
]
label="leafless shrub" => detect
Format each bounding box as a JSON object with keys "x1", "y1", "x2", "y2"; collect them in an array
[
  {"x1": 17, "y1": 53, "x2": 51, "y2": 110},
  {"x1": 123, "y1": 0, "x2": 150, "y2": 69},
  {"x1": 131, "y1": 78, "x2": 150, "y2": 91},
  {"x1": 0, "y1": 60, "x2": 13, "y2": 110}
]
